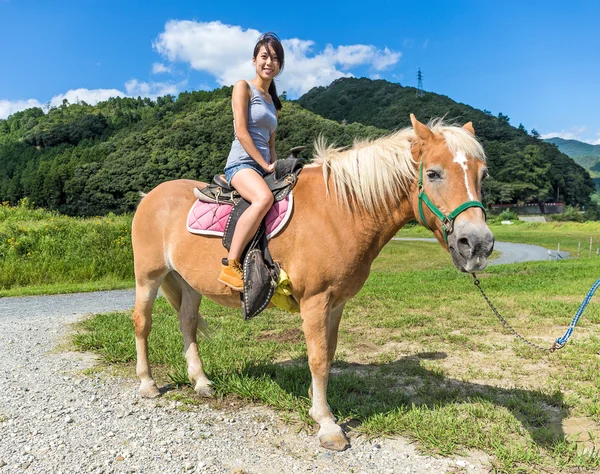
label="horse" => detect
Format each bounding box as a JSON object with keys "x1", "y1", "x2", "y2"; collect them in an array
[{"x1": 131, "y1": 114, "x2": 494, "y2": 451}]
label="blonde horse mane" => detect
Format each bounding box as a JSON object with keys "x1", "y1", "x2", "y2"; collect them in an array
[{"x1": 313, "y1": 118, "x2": 486, "y2": 215}]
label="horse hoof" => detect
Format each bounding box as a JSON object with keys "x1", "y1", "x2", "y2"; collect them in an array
[
  {"x1": 194, "y1": 382, "x2": 214, "y2": 398},
  {"x1": 139, "y1": 381, "x2": 161, "y2": 398},
  {"x1": 319, "y1": 432, "x2": 350, "y2": 451}
]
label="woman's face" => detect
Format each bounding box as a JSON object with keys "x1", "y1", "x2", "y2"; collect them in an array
[{"x1": 253, "y1": 44, "x2": 280, "y2": 80}]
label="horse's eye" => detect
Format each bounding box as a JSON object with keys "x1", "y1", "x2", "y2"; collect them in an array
[{"x1": 426, "y1": 170, "x2": 441, "y2": 181}]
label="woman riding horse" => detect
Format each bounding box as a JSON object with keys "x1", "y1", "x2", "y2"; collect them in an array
[
  {"x1": 218, "y1": 32, "x2": 284, "y2": 291},
  {"x1": 131, "y1": 114, "x2": 494, "y2": 451}
]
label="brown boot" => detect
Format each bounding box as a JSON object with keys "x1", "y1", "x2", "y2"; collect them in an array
[{"x1": 218, "y1": 258, "x2": 244, "y2": 291}]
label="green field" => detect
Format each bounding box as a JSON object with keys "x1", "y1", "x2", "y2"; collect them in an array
[
  {"x1": 72, "y1": 225, "x2": 600, "y2": 473},
  {"x1": 0, "y1": 201, "x2": 134, "y2": 296},
  {"x1": 3, "y1": 202, "x2": 600, "y2": 471}
]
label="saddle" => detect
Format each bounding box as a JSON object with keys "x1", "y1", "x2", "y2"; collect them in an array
[
  {"x1": 194, "y1": 150, "x2": 305, "y2": 320},
  {"x1": 195, "y1": 146, "x2": 306, "y2": 205}
]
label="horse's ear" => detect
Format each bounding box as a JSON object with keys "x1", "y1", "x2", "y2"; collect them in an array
[
  {"x1": 410, "y1": 113, "x2": 434, "y2": 141},
  {"x1": 463, "y1": 121, "x2": 475, "y2": 135}
]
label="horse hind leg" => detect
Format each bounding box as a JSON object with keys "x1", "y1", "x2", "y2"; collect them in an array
[
  {"x1": 133, "y1": 276, "x2": 164, "y2": 398},
  {"x1": 165, "y1": 272, "x2": 214, "y2": 398}
]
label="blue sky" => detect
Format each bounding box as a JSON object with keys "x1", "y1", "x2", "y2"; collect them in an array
[{"x1": 1, "y1": 0, "x2": 599, "y2": 143}]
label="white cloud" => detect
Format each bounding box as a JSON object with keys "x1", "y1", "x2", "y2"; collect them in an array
[
  {"x1": 1, "y1": 21, "x2": 402, "y2": 119},
  {"x1": 152, "y1": 20, "x2": 401, "y2": 97},
  {"x1": 50, "y1": 88, "x2": 125, "y2": 107},
  {"x1": 0, "y1": 82, "x2": 183, "y2": 120},
  {"x1": 0, "y1": 99, "x2": 43, "y2": 119},
  {"x1": 541, "y1": 127, "x2": 587, "y2": 141},
  {"x1": 153, "y1": 20, "x2": 258, "y2": 79},
  {"x1": 541, "y1": 126, "x2": 600, "y2": 145},
  {"x1": 0, "y1": 89, "x2": 125, "y2": 119},
  {"x1": 152, "y1": 62, "x2": 172, "y2": 74},
  {"x1": 125, "y1": 79, "x2": 184, "y2": 98},
  {"x1": 372, "y1": 47, "x2": 401, "y2": 70}
]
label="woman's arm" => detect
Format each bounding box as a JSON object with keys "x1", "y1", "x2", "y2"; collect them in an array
[
  {"x1": 268, "y1": 110, "x2": 278, "y2": 163},
  {"x1": 232, "y1": 80, "x2": 272, "y2": 171}
]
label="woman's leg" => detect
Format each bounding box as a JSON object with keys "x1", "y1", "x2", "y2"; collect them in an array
[{"x1": 228, "y1": 168, "x2": 274, "y2": 260}]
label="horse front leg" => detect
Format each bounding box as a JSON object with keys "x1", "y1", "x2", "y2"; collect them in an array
[
  {"x1": 302, "y1": 296, "x2": 350, "y2": 451},
  {"x1": 308, "y1": 302, "x2": 345, "y2": 400}
]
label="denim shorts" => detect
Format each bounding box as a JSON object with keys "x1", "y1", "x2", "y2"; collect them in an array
[{"x1": 224, "y1": 162, "x2": 267, "y2": 185}]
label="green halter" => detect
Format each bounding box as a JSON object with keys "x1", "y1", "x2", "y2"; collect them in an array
[{"x1": 417, "y1": 162, "x2": 486, "y2": 244}]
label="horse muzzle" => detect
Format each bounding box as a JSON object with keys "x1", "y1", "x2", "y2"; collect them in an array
[{"x1": 447, "y1": 220, "x2": 494, "y2": 273}]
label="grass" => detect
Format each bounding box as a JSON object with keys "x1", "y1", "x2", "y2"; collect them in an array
[
  {"x1": 73, "y1": 238, "x2": 600, "y2": 473},
  {"x1": 3, "y1": 202, "x2": 599, "y2": 469},
  {"x1": 2, "y1": 201, "x2": 598, "y2": 297},
  {"x1": 0, "y1": 278, "x2": 134, "y2": 298},
  {"x1": 0, "y1": 200, "x2": 134, "y2": 295}
]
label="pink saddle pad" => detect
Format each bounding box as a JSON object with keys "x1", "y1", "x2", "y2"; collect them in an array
[{"x1": 187, "y1": 193, "x2": 293, "y2": 239}]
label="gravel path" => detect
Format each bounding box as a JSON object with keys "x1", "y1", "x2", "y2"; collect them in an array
[{"x1": 0, "y1": 292, "x2": 487, "y2": 474}]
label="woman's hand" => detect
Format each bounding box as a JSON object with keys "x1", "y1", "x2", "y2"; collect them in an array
[{"x1": 264, "y1": 163, "x2": 275, "y2": 173}]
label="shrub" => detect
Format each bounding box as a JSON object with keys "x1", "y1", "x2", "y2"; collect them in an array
[{"x1": 550, "y1": 206, "x2": 585, "y2": 222}]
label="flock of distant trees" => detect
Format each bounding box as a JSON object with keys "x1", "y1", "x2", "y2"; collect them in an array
[{"x1": 0, "y1": 78, "x2": 597, "y2": 218}]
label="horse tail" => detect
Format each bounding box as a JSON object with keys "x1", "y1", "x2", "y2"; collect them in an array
[
  {"x1": 160, "y1": 271, "x2": 210, "y2": 339},
  {"x1": 160, "y1": 271, "x2": 182, "y2": 312}
]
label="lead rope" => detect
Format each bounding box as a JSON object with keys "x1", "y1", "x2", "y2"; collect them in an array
[{"x1": 471, "y1": 274, "x2": 600, "y2": 353}]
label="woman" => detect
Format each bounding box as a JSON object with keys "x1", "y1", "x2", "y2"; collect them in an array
[{"x1": 218, "y1": 32, "x2": 284, "y2": 291}]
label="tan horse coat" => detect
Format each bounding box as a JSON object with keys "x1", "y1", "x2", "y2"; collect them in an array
[{"x1": 131, "y1": 115, "x2": 494, "y2": 450}]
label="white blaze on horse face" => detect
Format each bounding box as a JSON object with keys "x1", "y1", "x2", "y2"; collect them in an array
[{"x1": 453, "y1": 151, "x2": 475, "y2": 201}]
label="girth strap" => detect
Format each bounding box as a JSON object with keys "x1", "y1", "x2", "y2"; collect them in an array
[{"x1": 216, "y1": 157, "x2": 304, "y2": 319}]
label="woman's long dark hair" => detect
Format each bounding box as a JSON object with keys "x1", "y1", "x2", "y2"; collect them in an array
[{"x1": 253, "y1": 32, "x2": 284, "y2": 110}]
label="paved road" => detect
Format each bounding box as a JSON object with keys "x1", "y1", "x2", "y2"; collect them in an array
[{"x1": 392, "y1": 238, "x2": 567, "y2": 265}]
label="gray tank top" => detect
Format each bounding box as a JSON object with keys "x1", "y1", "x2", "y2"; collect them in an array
[{"x1": 225, "y1": 81, "x2": 277, "y2": 169}]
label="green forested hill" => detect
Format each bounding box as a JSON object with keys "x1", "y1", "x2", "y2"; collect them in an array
[
  {"x1": 543, "y1": 137, "x2": 600, "y2": 203},
  {"x1": 544, "y1": 137, "x2": 600, "y2": 158},
  {"x1": 0, "y1": 79, "x2": 597, "y2": 216},
  {"x1": 0, "y1": 88, "x2": 384, "y2": 215},
  {"x1": 298, "y1": 78, "x2": 596, "y2": 213}
]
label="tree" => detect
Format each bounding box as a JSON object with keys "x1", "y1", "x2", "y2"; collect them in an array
[{"x1": 497, "y1": 112, "x2": 510, "y2": 124}]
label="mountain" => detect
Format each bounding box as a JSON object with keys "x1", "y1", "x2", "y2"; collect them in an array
[
  {"x1": 544, "y1": 137, "x2": 600, "y2": 203},
  {"x1": 543, "y1": 137, "x2": 600, "y2": 175},
  {"x1": 298, "y1": 77, "x2": 596, "y2": 212},
  {"x1": 544, "y1": 137, "x2": 600, "y2": 158},
  {"x1": 0, "y1": 78, "x2": 597, "y2": 216},
  {"x1": 0, "y1": 88, "x2": 384, "y2": 216}
]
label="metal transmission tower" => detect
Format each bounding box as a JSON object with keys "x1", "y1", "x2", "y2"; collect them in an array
[{"x1": 416, "y1": 68, "x2": 425, "y2": 97}]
